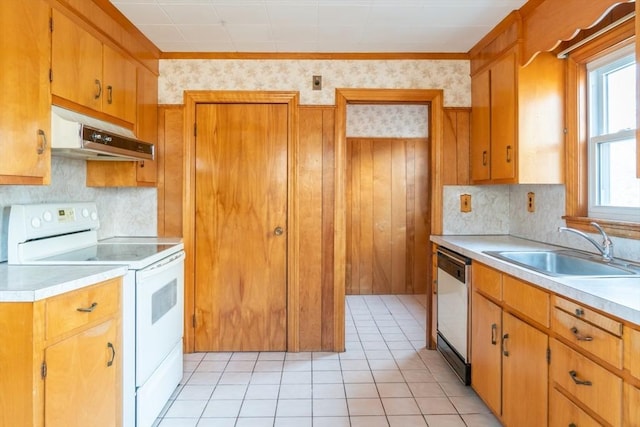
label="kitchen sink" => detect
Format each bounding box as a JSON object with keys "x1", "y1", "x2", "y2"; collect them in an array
[{"x1": 483, "y1": 250, "x2": 640, "y2": 277}]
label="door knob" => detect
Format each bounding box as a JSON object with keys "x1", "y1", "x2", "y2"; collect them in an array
[{"x1": 274, "y1": 226, "x2": 284, "y2": 236}]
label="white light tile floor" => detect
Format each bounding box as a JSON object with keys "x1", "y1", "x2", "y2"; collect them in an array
[{"x1": 154, "y1": 294, "x2": 500, "y2": 427}]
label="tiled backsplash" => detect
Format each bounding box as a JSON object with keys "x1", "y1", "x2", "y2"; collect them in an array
[
  {"x1": 0, "y1": 157, "x2": 157, "y2": 262},
  {"x1": 443, "y1": 184, "x2": 639, "y2": 262}
]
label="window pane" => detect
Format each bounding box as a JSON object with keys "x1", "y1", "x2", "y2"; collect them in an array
[
  {"x1": 597, "y1": 138, "x2": 640, "y2": 208},
  {"x1": 605, "y1": 62, "x2": 636, "y2": 133}
]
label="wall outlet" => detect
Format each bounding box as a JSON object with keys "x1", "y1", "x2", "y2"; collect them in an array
[
  {"x1": 460, "y1": 194, "x2": 472, "y2": 212},
  {"x1": 527, "y1": 192, "x2": 535, "y2": 212}
]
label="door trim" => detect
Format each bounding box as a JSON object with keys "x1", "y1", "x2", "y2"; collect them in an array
[
  {"x1": 334, "y1": 89, "x2": 444, "y2": 351},
  {"x1": 183, "y1": 91, "x2": 300, "y2": 352}
]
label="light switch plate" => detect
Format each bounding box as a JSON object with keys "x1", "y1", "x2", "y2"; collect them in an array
[{"x1": 460, "y1": 194, "x2": 472, "y2": 212}]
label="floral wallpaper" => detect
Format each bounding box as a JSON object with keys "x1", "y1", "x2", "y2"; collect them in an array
[
  {"x1": 347, "y1": 105, "x2": 428, "y2": 138},
  {"x1": 159, "y1": 59, "x2": 470, "y2": 107}
]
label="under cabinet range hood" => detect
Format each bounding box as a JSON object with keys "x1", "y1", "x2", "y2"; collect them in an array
[{"x1": 51, "y1": 106, "x2": 154, "y2": 161}]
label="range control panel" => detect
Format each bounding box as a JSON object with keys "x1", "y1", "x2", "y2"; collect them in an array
[{"x1": 8, "y1": 202, "x2": 100, "y2": 242}]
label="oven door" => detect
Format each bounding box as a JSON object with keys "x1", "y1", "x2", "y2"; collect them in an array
[{"x1": 135, "y1": 251, "x2": 185, "y2": 386}]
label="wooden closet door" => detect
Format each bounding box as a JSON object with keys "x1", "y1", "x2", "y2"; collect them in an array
[{"x1": 194, "y1": 103, "x2": 288, "y2": 351}]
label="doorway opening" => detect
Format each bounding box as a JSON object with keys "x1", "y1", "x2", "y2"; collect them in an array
[{"x1": 334, "y1": 89, "x2": 445, "y2": 351}]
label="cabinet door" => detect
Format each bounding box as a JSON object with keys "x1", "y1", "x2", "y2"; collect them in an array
[
  {"x1": 0, "y1": 0, "x2": 51, "y2": 184},
  {"x1": 470, "y1": 291, "x2": 502, "y2": 415},
  {"x1": 103, "y1": 44, "x2": 137, "y2": 124},
  {"x1": 45, "y1": 319, "x2": 118, "y2": 427},
  {"x1": 490, "y1": 52, "x2": 517, "y2": 181},
  {"x1": 51, "y1": 9, "x2": 103, "y2": 112},
  {"x1": 502, "y1": 312, "x2": 548, "y2": 427},
  {"x1": 135, "y1": 66, "x2": 158, "y2": 184},
  {"x1": 470, "y1": 69, "x2": 491, "y2": 182}
]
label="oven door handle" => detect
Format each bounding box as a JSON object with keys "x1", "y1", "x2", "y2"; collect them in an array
[{"x1": 138, "y1": 251, "x2": 185, "y2": 279}]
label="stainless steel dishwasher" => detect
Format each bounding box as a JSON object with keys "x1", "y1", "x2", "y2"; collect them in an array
[{"x1": 436, "y1": 247, "x2": 472, "y2": 384}]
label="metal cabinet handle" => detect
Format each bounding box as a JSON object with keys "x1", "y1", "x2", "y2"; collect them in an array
[
  {"x1": 569, "y1": 370, "x2": 592, "y2": 386},
  {"x1": 570, "y1": 326, "x2": 593, "y2": 342},
  {"x1": 502, "y1": 333, "x2": 509, "y2": 356},
  {"x1": 482, "y1": 150, "x2": 488, "y2": 166},
  {"x1": 107, "y1": 85, "x2": 113, "y2": 104},
  {"x1": 575, "y1": 308, "x2": 584, "y2": 317},
  {"x1": 94, "y1": 79, "x2": 102, "y2": 99},
  {"x1": 569, "y1": 423, "x2": 577, "y2": 427},
  {"x1": 274, "y1": 226, "x2": 284, "y2": 236},
  {"x1": 37, "y1": 129, "x2": 47, "y2": 155},
  {"x1": 491, "y1": 323, "x2": 497, "y2": 345},
  {"x1": 107, "y1": 342, "x2": 115, "y2": 367},
  {"x1": 76, "y1": 302, "x2": 98, "y2": 313},
  {"x1": 506, "y1": 145, "x2": 512, "y2": 163}
]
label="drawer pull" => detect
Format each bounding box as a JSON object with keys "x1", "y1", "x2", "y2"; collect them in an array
[
  {"x1": 491, "y1": 323, "x2": 497, "y2": 345},
  {"x1": 502, "y1": 333, "x2": 509, "y2": 356},
  {"x1": 569, "y1": 370, "x2": 592, "y2": 386},
  {"x1": 569, "y1": 424, "x2": 577, "y2": 427},
  {"x1": 76, "y1": 302, "x2": 98, "y2": 313},
  {"x1": 107, "y1": 342, "x2": 116, "y2": 367},
  {"x1": 570, "y1": 326, "x2": 593, "y2": 342},
  {"x1": 575, "y1": 308, "x2": 584, "y2": 317}
]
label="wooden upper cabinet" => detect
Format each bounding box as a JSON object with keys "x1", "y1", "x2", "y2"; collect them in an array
[
  {"x1": 102, "y1": 44, "x2": 137, "y2": 125},
  {"x1": 489, "y1": 52, "x2": 517, "y2": 181},
  {"x1": 470, "y1": 14, "x2": 565, "y2": 185},
  {"x1": 86, "y1": 66, "x2": 158, "y2": 187},
  {"x1": 0, "y1": 0, "x2": 51, "y2": 185},
  {"x1": 51, "y1": 10, "x2": 103, "y2": 112},
  {"x1": 51, "y1": 9, "x2": 136, "y2": 126},
  {"x1": 470, "y1": 69, "x2": 491, "y2": 182}
]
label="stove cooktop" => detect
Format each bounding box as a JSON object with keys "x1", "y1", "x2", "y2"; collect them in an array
[{"x1": 40, "y1": 244, "x2": 177, "y2": 263}]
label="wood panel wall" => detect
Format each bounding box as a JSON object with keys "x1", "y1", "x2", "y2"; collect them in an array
[
  {"x1": 298, "y1": 106, "x2": 335, "y2": 351},
  {"x1": 346, "y1": 137, "x2": 429, "y2": 296},
  {"x1": 442, "y1": 108, "x2": 471, "y2": 185},
  {"x1": 157, "y1": 105, "x2": 184, "y2": 237}
]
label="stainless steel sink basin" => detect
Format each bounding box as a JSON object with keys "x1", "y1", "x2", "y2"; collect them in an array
[{"x1": 483, "y1": 250, "x2": 640, "y2": 277}]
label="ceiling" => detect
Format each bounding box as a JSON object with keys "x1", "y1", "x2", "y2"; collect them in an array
[{"x1": 109, "y1": 0, "x2": 529, "y2": 54}]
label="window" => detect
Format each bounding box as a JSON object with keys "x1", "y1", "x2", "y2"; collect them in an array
[{"x1": 587, "y1": 44, "x2": 640, "y2": 222}]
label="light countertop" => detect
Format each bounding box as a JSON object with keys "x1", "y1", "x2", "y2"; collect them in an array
[
  {"x1": 430, "y1": 235, "x2": 640, "y2": 325},
  {"x1": 0, "y1": 263, "x2": 128, "y2": 302}
]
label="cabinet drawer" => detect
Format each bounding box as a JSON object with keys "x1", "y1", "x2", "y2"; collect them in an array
[
  {"x1": 553, "y1": 295, "x2": 622, "y2": 337},
  {"x1": 549, "y1": 388, "x2": 601, "y2": 427},
  {"x1": 552, "y1": 307, "x2": 623, "y2": 369},
  {"x1": 503, "y1": 275, "x2": 549, "y2": 327},
  {"x1": 46, "y1": 278, "x2": 120, "y2": 340},
  {"x1": 472, "y1": 263, "x2": 501, "y2": 300},
  {"x1": 550, "y1": 339, "x2": 622, "y2": 426}
]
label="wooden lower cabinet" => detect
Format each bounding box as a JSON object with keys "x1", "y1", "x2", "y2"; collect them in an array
[
  {"x1": 0, "y1": 278, "x2": 122, "y2": 427},
  {"x1": 470, "y1": 290, "x2": 502, "y2": 415},
  {"x1": 470, "y1": 261, "x2": 639, "y2": 427},
  {"x1": 550, "y1": 338, "x2": 622, "y2": 426},
  {"x1": 624, "y1": 382, "x2": 640, "y2": 426},
  {"x1": 502, "y1": 312, "x2": 548, "y2": 426},
  {"x1": 45, "y1": 319, "x2": 119, "y2": 427},
  {"x1": 549, "y1": 388, "x2": 601, "y2": 427},
  {"x1": 471, "y1": 263, "x2": 547, "y2": 427}
]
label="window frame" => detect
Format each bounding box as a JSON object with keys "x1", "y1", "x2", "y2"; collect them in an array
[
  {"x1": 564, "y1": 17, "x2": 639, "y2": 239},
  {"x1": 586, "y1": 44, "x2": 638, "y2": 221}
]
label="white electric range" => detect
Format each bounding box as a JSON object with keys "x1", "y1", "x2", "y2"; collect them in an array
[{"x1": 7, "y1": 202, "x2": 185, "y2": 427}]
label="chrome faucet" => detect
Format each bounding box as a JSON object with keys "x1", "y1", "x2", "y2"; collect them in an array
[{"x1": 558, "y1": 222, "x2": 614, "y2": 262}]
